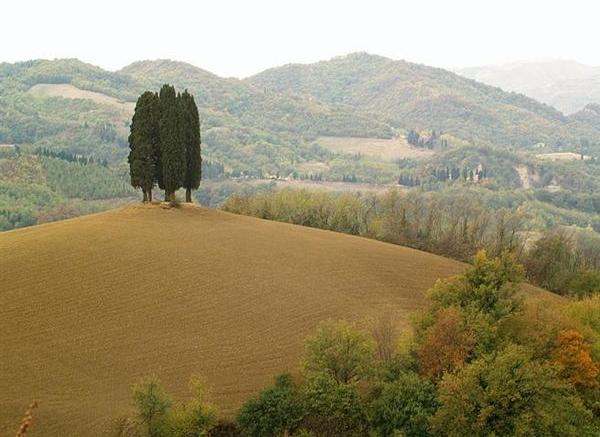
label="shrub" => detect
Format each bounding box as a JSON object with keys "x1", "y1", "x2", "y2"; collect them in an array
[
  {"x1": 301, "y1": 373, "x2": 368, "y2": 437},
  {"x1": 431, "y1": 345, "x2": 596, "y2": 437},
  {"x1": 237, "y1": 374, "x2": 304, "y2": 437},
  {"x1": 368, "y1": 372, "x2": 437, "y2": 437},
  {"x1": 132, "y1": 377, "x2": 171, "y2": 437},
  {"x1": 303, "y1": 320, "x2": 375, "y2": 384}
]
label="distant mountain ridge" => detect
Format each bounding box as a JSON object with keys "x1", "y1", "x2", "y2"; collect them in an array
[
  {"x1": 456, "y1": 60, "x2": 600, "y2": 114},
  {"x1": 2, "y1": 53, "x2": 600, "y2": 175}
]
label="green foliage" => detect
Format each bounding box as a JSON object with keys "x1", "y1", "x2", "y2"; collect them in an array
[
  {"x1": 132, "y1": 377, "x2": 171, "y2": 437},
  {"x1": 131, "y1": 377, "x2": 216, "y2": 437},
  {"x1": 164, "y1": 377, "x2": 217, "y2": 437},
  {"x1": 158, "y1": 85, "x2": 185, "y2": 198},
  {"x1": 568, "y1": 269, "x2": 600, "y2": 298},
  {"x1": 120, "y1": 257, "x2": 600, "y2": 436},
  {"x1": 301, "y1": 373, "x2": 368, "y2": 437},
  {"x1": 180, "y1": 90, "x2": 202, "y2": 194},
  {"x1": 129, "y1": 91, "x2": 160, "y2": 196},
  {"x1": 521, "y1": 232, "x2": 600, "y2": 296},
  {"x1": 431, "y1": 344, "x2": 596, "y2": 437},
  {"x1": 568, "y1": 296, "x2": 600, "y2": 359},
  {"x1": 0, "y1": 154, "x2": 134, "y2": 230},
  {"x1": 236, "y1": 374, "x2": 304, "y2": 437},
  {"x1": 41, "y1": 156, "x2": 134, "y2": 199},
  {"x1": 303, "y1": 320, "x2": 375, "y2": 384},
  {"x1": 429, "y1": 250, "x2": 523, "y2": 321},
  {"x1": 368, "y1": 372, "x2": 437, "y2": 437},
  {"x1": 523, "y1": 233, "x2": 575, "y2": 292}
]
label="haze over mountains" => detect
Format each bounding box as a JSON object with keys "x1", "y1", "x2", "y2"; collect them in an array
[{"x1": 456, "y1": 59, "x2": 600, "y2": 115}]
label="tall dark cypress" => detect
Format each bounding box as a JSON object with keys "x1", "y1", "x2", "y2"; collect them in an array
[
  {"x1": 181, "y1": 90, "x2": 202, "y2": 202},
  {"x1": 128, "y1": 91, "x2": 159, "y2": 202},
  {"x1": 158, "y1": 85, "x2": 185, "y2": 202}
]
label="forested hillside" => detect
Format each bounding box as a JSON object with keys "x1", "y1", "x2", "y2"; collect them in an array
[
  {"x1": 0, "y1": 58, "x2": 392, "y2": 170},
  {"x1": 249, "y1": 53, "x2": 600, "y2": 151}
]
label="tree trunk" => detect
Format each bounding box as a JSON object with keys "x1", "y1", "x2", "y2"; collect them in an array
[
  {"x1": 164, "y1": 191, "x2": 170, "y2": 202},
  {"x1": 148, "y1": 189, "x2": 153, "y2": 203},
  {"x1": 185, "y1": 187, "x2": 192, "y2": 203},
  {"x1": 142, "y1": 190, "x2": 148, "y2": 203}
]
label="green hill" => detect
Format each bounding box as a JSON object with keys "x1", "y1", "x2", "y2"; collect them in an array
[
  {"x1": 249, "y1": 52, "x2": 600, "y2": 149},
  {"x1": 0, "y1": 58, "x2": 392, "y2": 170}
]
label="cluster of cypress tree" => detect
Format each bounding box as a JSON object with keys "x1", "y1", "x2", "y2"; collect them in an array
[
  {"x1": 406, "y1": 129, "x2": 449, "y2": 149},
  {"x1": 128, "y1": 84, "x2": 202, "y2": 203}
]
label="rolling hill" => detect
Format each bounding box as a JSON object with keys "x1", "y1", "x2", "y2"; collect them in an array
[
  {"x1": 249, "y1": 53, "x2": 600, "y2": 148},
  {"x1": 0, "y1": 58, "x2": 392, "y2": 168},
  {"x1": 0, "y1": 203, "x2": 469, "y2": 436}
]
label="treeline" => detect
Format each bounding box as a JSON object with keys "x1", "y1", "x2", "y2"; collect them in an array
[
  {"x1": 41, "y1": 157, "x2": 134, "y2": 200},
  {"x1": 117, "y1": 253, "x2": 600, "y2": 436},
  {"x1": 128, "y1": 85, "x2": 202, "y2": 202},
  {"x1": 35, "y1": 147, "x2": 109, "y2": 167},
  {"x1": 222, "y1": 188, "x2": 600, "y2": 297},
  {"x1": 398, "y1": 166, "x2": 487, "y2": 188}
]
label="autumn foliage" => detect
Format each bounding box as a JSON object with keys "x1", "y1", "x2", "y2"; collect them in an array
[
  {"x1": 554, "y1": 329, "x2": 599, "y2": 389},
  {"x1": 417, "y1": 307, "x2": 475, "y2": 380}
]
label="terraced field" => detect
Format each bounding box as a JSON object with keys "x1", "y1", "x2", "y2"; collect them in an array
[{"x1": 0, "y1": 204, "x2": 546, "y2": 436}]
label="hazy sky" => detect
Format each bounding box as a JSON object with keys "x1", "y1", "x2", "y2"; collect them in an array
[{"x1": 3, "y1": 0, "x2": 599, "y2": 77}]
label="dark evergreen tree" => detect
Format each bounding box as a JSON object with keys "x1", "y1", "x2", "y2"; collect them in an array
[
  {"x1": 158, "y1": 85, "x2": 185, "y2": 202},
  {"x1": 180, "y1": 90, "x2": 202, "y2": 202},
  {"x1": 128, "y1": 91, "x2": 160, "y2": 202}
]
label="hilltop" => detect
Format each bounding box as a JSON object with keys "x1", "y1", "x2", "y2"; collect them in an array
[
  {"x1": 0, "y1": 204, "x2": 474, "y2": 435},
  {"x1": 0, "y1": 204, "x2": 556, "y2": 436}
]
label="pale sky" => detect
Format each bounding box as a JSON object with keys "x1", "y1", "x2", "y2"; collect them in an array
[{"x1": 3, "y1": 0, "x2": 599, "y2": 78}]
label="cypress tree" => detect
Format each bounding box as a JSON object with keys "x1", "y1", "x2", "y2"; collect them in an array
[
  {"x1": 128, "y1": 91, "x2": 159, "y2": 202},
  {"x1": 180, "y1": 90, "x2": 202, "y2": 202},
  {"x1": 158, "y1": 85, "x2": 185, "y2": 202}
]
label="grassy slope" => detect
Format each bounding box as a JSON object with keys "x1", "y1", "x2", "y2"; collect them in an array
[
  {"x1": 0, "y1": 205, "x2": 552, "y2": 436},
  {"x1": 1, "y1": 204, "x2": 461, "y2": 435}
]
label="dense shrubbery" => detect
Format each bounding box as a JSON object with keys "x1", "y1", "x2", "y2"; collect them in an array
[{"x1": 122, "y1": 253, "x2": 600, "y2": 436}]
